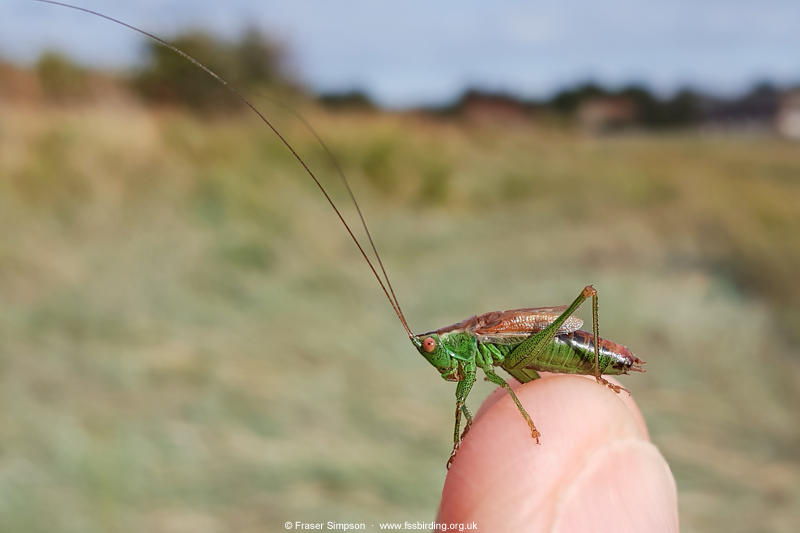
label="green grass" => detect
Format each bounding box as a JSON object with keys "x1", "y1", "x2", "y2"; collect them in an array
[{"x1": 1, "y1": 104, "x2": 799, "y2": 532}]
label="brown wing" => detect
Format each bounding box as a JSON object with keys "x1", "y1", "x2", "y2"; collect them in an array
[{"x1": 470, "y1": 306, "x2": 583, "y2": 344}]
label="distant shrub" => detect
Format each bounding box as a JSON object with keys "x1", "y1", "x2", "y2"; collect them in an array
[
  {"x1": 361, "y1": 140, "x2": 397, "y2": 193},
  {"x1": 418, "y1": 161, "x2": 451, "y2": 205},
  {"x1": 36, "y1": 51, "x2": 89, "y2": 104}
]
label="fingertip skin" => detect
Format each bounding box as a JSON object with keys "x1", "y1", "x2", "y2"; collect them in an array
[{"x1": 438, "y1": 375, "x2": 677, "y2": 532}]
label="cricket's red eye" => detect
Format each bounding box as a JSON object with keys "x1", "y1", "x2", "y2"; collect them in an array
[{"x1": 423, "y1": 337, "x2": 436, "y2": 353}]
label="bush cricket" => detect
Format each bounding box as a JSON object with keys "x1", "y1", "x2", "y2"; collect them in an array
[{"x1": 36, "y1": 0, "x2": 645, "y2": 469}]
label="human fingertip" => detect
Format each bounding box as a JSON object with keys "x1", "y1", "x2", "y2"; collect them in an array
[{"x1": 552, "y1": 439, "x2": 679, "y2": 533}]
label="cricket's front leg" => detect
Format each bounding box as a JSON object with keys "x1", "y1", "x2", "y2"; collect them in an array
[
  {"x1": 447, "y1": 362, "x2": 476, "y2": 470},
  {"x1": 481, "y1": 364, "x2": 541, "y2": 443}
]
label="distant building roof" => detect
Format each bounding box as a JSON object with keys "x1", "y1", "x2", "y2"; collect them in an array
[
  {"x1": 777, "y1": 90, "x2": 800, "y2": 139},
  {"x1": 458, "y1": 91, "x2": 534, "y2": 124},
  {"x1": 577, "y1": 96, "x2": 637, "y2": 132}
]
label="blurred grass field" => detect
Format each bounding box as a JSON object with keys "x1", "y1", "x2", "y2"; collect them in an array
[{"x1": 1, "y1": 101, "x2": 799, "y2": 532}]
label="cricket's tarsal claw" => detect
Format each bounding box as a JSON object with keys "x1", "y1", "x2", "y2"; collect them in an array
[{"x1": 528, "y1": 422, "x2": 541, "y2": 444}]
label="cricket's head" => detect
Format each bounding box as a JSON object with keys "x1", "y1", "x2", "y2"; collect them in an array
[{"x1": 412, "y1": 333, "x2": 459, "y2": 381}]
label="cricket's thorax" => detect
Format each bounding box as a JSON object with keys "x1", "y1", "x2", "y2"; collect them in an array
[
  {"x1": 439, "y1": 331, "x2": 477, "y2": 357},
  {"x1": 413, "y1": 330, "x2": 478, "y2": 381}
]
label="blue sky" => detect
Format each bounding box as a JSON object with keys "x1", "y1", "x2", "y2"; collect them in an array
[{"x1": 3, "y1": 0, "x2": 800, "y2": 108}]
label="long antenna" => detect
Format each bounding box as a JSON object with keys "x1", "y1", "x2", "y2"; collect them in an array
[
  {"x1": 33, "y1": 0, "x2": 414, "y2": 339},
  {"x1": 275, "y1": 105, "x2": 405, "y2": 326}
]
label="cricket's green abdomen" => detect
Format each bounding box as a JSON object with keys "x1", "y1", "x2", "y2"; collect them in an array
[{"x1": 500, "y1": 330, "x2": 643, "y2": 384}]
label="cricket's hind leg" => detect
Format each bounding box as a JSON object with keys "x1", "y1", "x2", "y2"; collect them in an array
[
  {"x1": 507, "y1": 285, "x2": 626, "y2": 395},
  {"x1": 596, "y1": 376, "x2": 629, "y2": 394},
  {"x1": 584, "y1": 287, "x2": 631, "y2": 395}
]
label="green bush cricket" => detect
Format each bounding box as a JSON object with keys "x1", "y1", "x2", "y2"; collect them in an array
[{"x1": 37, "y1": 0, "x2": 645, "y2": 469}]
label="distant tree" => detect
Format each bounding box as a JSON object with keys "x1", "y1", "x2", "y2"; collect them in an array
[
  {"x1": 662, "y1": 89, "x2": 701, "y2": 127},
  {"x1": 134, "y1": 29, "x2": 291, "y2": 112},
  {"x1": 631, "y1": 85, "x2": 700, "y2": 128},
  {"x1": 548, "y1": 82, "x2": 701, "y2": 129},
  {"x1": 234, "y1": 28, "x2": 287, "y2": 87},
  {"x1": 318, "y1": 90, "x2": 375, "y2": 111},
  {"x1": 746, "y1": 82, "x2": 780, "y2": 99},
  {"x1": 549, "y1": 82, "x2": 607, "y2": 114},
  {"x1": 618, "y1": 84, "x2": 659, "y2": 125}
]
